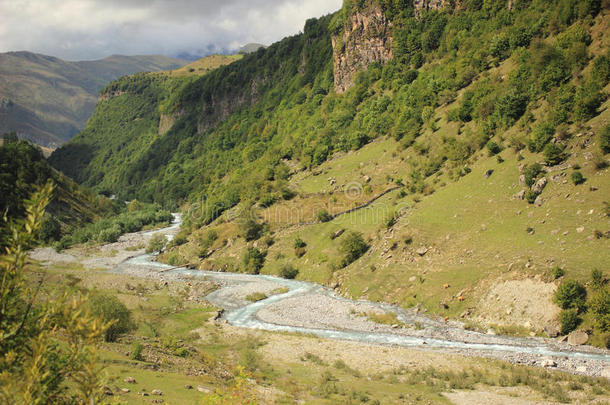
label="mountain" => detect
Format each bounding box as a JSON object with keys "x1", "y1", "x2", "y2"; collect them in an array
[
  {"x1": 0, "y1": 51, "x2": 188, "y2": 147},
  {"x1": 50, "y1": 0, "x2": 610, "y2": 344},
  {"x1": 238, "y1": 43, "x2": 267, "y2": 54}
]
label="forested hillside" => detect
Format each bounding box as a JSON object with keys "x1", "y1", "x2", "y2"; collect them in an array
[{"x1": 50, "y1": 0, "x2": 610, "y2": 342}]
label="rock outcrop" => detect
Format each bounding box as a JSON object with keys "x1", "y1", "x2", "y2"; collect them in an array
[{"x1": 332, "y1": 5, "x2": 393, "y2": 93}]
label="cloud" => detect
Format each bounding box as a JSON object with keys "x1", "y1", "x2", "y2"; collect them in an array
[{"x1": 0, "y1": 0, "x2": 342, "y2": 60}]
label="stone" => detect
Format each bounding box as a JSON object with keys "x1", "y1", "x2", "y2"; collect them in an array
[
  {"x1": 590, "y1": 186, "x2": 598, "y2": 192},
  {"x1": 534, "y1": 196, "x2": 543, "y2": 207},
  {"x1": 514, "y1": 189, "x2": 526, "y2": 200},
  {"x1": 576, "y1": 226, "x2": 585, "y2": 233},
  {"x1": 332, "y1": 229, "x2": 345, "y2": 239},
  {"x1": 197, "y1": 386, "x2": 211, "y2": 393},
  {"x1": 121, "y1": 388, "x2": 130, "y2": 393},
  {"x1": 540, "y1": 358, "x2": 557, "y2": 367},
  {"x1": 391, "y1": 324, "x2": 400, "y2": 329},
  {"x1": 532, "y1": 177, "x2": 547, "y2": 194},
  {"x1": 363, "y1": 175, "x2": 371, "y2": 183},
  {"x1": 185, "y1": 385, "x2": 193, "y2": 390},
  {"x1": 103, "y1": 387, "x2": 114, "y2": 396},
  {"x1": 416, "y1": 247, "x2": 428, "y2": 256},
  {"x1": 518, "y1": 174, "x2": 526, "y2": 186},
  {"x1": 486, "y1": 328, "x2": 496, "y2": 335},
  {"x1": 576, "y1": 366, "x2": 587, "y2": 373},
  {"x1": 567, "y1": 330, "x2": 589, "y2": 345},
  {"x1": 408, "y1": 276, "x2": 417, "y2": 282},
  {"x1": 151, "y1": 389, "x2": 163, "y2": 396},
  {"x1": 544, "y1": 324, "x2": 559, "y2": 338},
  {"x1": 601, "y1": 368, "x2": 610, "y2": 379},
  {"x1": 484, "y1": 169, "x2": 494, "y2": 179},
  {"x1": 124, "y1": 377, "x2": 136, "y2": 384}
]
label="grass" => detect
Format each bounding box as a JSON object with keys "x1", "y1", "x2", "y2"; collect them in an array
[{"x1": 245, "y1": 292, "x2": 268, "y2": 302}]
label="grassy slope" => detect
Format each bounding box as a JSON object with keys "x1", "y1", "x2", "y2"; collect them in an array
[{"x1": 0, "y1": 51, "x2": 188, "y2": 146}]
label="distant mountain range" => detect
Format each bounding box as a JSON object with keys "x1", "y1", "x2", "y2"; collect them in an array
[{"x1": 0, "y1": 51, "x2": 188, "y2": 147}]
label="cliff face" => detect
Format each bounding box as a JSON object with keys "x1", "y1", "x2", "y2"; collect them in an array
[{"x1": 332, "y1": 5, "x2": 393, "y2": 94}]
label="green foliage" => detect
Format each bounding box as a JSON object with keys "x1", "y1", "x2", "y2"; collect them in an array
[
  {"x1": 241, "y1": 219, "x2": 263, "y2": 241},
  {"x1": 589, "y1": 288, "x2": 610, "y2": 333},
  {"x1": 279, "y1": 263, "x2": 299, "y2": 279},
  {"x1": 87, "y1": 293, "x2": 134, "y2": 342},
  {"x1": 559, "y1": 309, "x2": 580, "y2": 335},
  {"x1": 0, "y1": 182, "x2": 108, "y2": 403},
  {"x1": 339, "y1": 231, "x2": 369, "y2": 267},
  {"x1": 552, "y1": 266, "x2": 565, "y2": 279},
  {"x1": 528, "y1": 123, "x2": 555, "y2": 153},
  {"x1": 294, "y1": 237, "x2": 307, "y2": 249},
  {"x1": 486, "y1": 141, "x2": 502, "y2": 156},
  {"x1": 571, "y1": 171, "x2": 585, "y2": 185},
  {"x1": 542, "y1": 143, "x2": 566, "y2": 166},
  {"x1": 317, "y1": 209, "x2": 333, "y2": 222},
  {"x1": 591, "y1": 269, "x2": 606, "y2": 289},
  {"x1": 243, "y1": 247, "x2": 265, "y2": 274},
  {"x1": 600, "y1": 125, "x2": 610, "y2": 154},
  {"x1": 146, "y1": 233, "x2": 168, "y2": 253},
  {"x1": 523, "y1": 163, "x2": 543, "y2": 187},
  {"x1": 130, "y1": 342, "x2": 144, "y2": 361},
  {"x1": 39, "y1": 215, "x2": 61, "y2": 243},
  {"x1": 554, "y1": 279, "x2": 587, "y2": 311}
]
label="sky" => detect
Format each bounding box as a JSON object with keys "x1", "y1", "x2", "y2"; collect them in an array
[{"x1": 0, "y1": 0, "x2": 343, "y2": 61}]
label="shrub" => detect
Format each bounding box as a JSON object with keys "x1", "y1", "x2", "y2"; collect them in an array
[
  {"x1": 543, "y1": 143, "x2": 566, "y2": 166},
  {"x1": 571, "y1": 171, "x2": 585, "y2": 185},
  {"x1": 98, "y1": 224, "x2": 121, "y2": 243},
  {"x1": 591, "y1": 269, "x2": 606, "y2": 289},
  {"x1": 39, "y1": 215, "x2": 61, "y2": 243},
  {"x1": 130, "y1": 342, "x2": 144, "y2": 361},
  {"x1": 146, "y1": 233, "x2": 167, "y2": 253},
  {"x1": 339, "y1": 231, "x2": 369, "y2": 267},
  {"x1": 294, "y1": 238, "x2": 307, "y2": 248},
  {"x1": 88, "y1": 293, "x2": 134, "y2": 342},
  {"x1": 525, "y1": 190, "x2": 538, "y2": 204},
  {"x1": 294, "y1": 247, "x2": 306, "y2": 258},
  {"x1": 243, "y1": 247, "x2": 265, "y2": 274},
  {"x1": 559, "y1": 309, "x2": 581, "y2": 335},
  {"x1": 529, "y1": 123, "x2": 555, "y2": 152},
  {"x1": 554, "y1": 279, "x2": 587, "y2": 310},
  {"x1": 241, "y1": 219, "x2": 263, "y2": 241},
  {"x1": 523, "y1": 163, "x2": 543, "y2": 187},
  {"x1": 600, "y1": 125, "x2": 610, "y2": 154},
  {"x1": 317, "y1": 210, "x2": 333, "y2": 222},
  {"x1": 552, "y1": 266, "x2": 565, "y2": 279},
  {"x1": 487, "y1": 141, "x2": 503, "y2": 156},
  {"x1": 279, "y1": 264, "x2": 299, "y2": 279},
  {"x1": 589, "y1": 289, "x2": 610, "y2": 332}
]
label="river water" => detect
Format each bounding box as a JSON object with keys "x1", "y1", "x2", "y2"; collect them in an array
[{"x1": 113, "y1": 215, "x2": 610, "y2": 376}]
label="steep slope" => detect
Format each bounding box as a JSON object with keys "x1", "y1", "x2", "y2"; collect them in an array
[
  {"x1": 0, "y1": 137, "x2": 113, "y2": 248},
  {"x1": 0, "y1": 51, "x2": 188, "y2": 147},
  {"x1": 50, "y1": 0, "x2": 610, "y2": 343}
]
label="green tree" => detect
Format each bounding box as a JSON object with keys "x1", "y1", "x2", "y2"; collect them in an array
[
  {"x1": 146, "y1": 233, "x2": 168, "y2": 253},
  {"x1": 87, "y1": 293, "x2": 134, "y2": 342},
  {"x1": 559, "y1": 309, "x2": 580, "y2": 335},
  {"x1": 339, "y1": 231, "x2": 369, "y2": 267},
  {"x1": 243, "y1": 247, "x2": 265, "y2": 274},
  {"x1": 554, "y1": 279, "x2": 587, "y2": 310},
  {"x1": 0, "y1": 182, "x2": 109, "y2": 403}
]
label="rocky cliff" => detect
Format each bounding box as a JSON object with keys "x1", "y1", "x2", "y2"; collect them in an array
[{"x1": 332, "y1": 5, "x2": 393, "y2": 94}]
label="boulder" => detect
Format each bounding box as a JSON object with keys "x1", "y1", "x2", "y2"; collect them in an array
[
  {"x1": 151, "y1": 389, "x2": 163, "y2": 396},
  {"x1": 363, "y1": 175, "x2": 371, "y2": 183},
  {"x1": 532, "y1": 177, "x2": 547, "y2": 194},
  {"x1": 124, "y1": 377, "x2": 136, "y2": 384},
  {"x1": 540, "y1": 358, "x2": 557, "y2": 367},
  {"x1": 514, "y1": 189, "x2": 526, "y2": 200},
  {"x1": 567, "y1": 330, "x2": 589, "y2": 345},
  {"x1": 519, "y1": 174, "x2": 526, "y2": 185},
  {"x1": 197, "y1": 386, "x2": 211, "y2": 393},
  {"x1": 103, "y1": 387, "x2": 114, "y2": 396},
  {"x1": 416, "y1": 247, "x2": 428, "y2": 256},
  {"x1": 185, "y1": 385, "x2": 193, "y2": 390},
  {"x1": 534, "y1": 196, "x2": 543, "y2": 207},
  {"x1": 121, "y1": 388, "x2": 130, "y2": 393},
  {"x1": 484, "y1": 169, "x2": 494, "y2": 179}
]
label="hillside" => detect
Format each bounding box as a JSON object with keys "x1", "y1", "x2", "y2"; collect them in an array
[
  {"x1": 0, "y1": 51, "x2": 188, "y2": 147},
  {"x1": 0, "y1": 135, "x2": 114, "y2": 248},
  {"x1": 50, "y1": 0, "x2": 610, "y2": 344}
]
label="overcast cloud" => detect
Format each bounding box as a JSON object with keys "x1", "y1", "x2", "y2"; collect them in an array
[{"x1": 0, "y1": 0, "x2": 342, "y2": 61}]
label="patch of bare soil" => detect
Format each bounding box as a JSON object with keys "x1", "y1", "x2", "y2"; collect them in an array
[{"x1": 474, "y1": 276, "x2": 559, "y2": 333}]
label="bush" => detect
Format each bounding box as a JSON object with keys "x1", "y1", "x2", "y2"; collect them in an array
[
  {"x1": 525, "y1": 190, "x2": 538, "y2": 204},
  {"x1": 487, "y1": 141, "x2": 503, "y2": 156},
  {"x1": 317, "y1": 210, "x2": 333, "y2": 222},
  {"x1": 591, "y1": 269, "x2": 606, "y2": 289},
  {"x1": 88, "y1": 293, "x2": 134, "y2": 342},
  {"x1": 279, "y1": 264, "x2": 299, "y2": 279},
  {"x1": 589, "y1": 289, "x2": 610, "y2": 332},
  {"x1": 529, "y1": 123, "x2": 555, "y2": 153},
  {"x1": 39, "y1": 215, "x2": 61, "y2": 243},
  {"x1": 146, "y1": 233, "x2": 167, "y2": 253},
  {"x1": 600, "y1": 125, "x2": 610, "y2": 154},
  {"x1": 571, "y1": 171, "x2": 585, "y2": 185},
  {"x1": 552, "y1": 266, "x2": 565, "y2": 279},
  {"x1": 294, "y1": 237, "x2": 307, "y2": 248},
  {"x1": 554, "y1": 279, "x2": 587, "y2": 310},
  {"x1": 243, "y1": 247, "x2": 265, "y2": 274},
  {"x1": 559, "y1": 309, "x2": 581, "y2": 335},
  {"x1": 523, "y1": 163, "x2": 543, "y2": 187},
  {"x1": 339, "y1": 231, "x2": 369, "y2": 267},
  {"x1": 543, "y1": 143, "x2": 566, "y2": 166},
  {"x1": 241, "y1": 219, "x2": 263, "y2": 241},
  {"x1": 130, "y1": 342, "x2": 144, "y2": 360},
  {"x1": 98, "y1": 224, "x2": 121, "y2": 243}
]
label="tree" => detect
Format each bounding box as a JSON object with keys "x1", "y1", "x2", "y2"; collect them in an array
[
  {"x1": 339, "y1": 231, "x2": 369, "y2": 267},
  {"x1": 146, "y1": 233, "x2": 167, "y2": 253},
  {"x1": 243, "y1": 247, "x2": 265, "y2": 274},
  {"x1": 0, "y1": 182, "x2": 109, "y2": 403},
  {"x1": 554, "y1": 279, "x2": 587, "y2": 310}
]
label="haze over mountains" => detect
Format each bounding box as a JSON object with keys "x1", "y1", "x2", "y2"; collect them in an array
[{"x1": 0, "y1": 51, "x2": 188, "y2": 147}]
